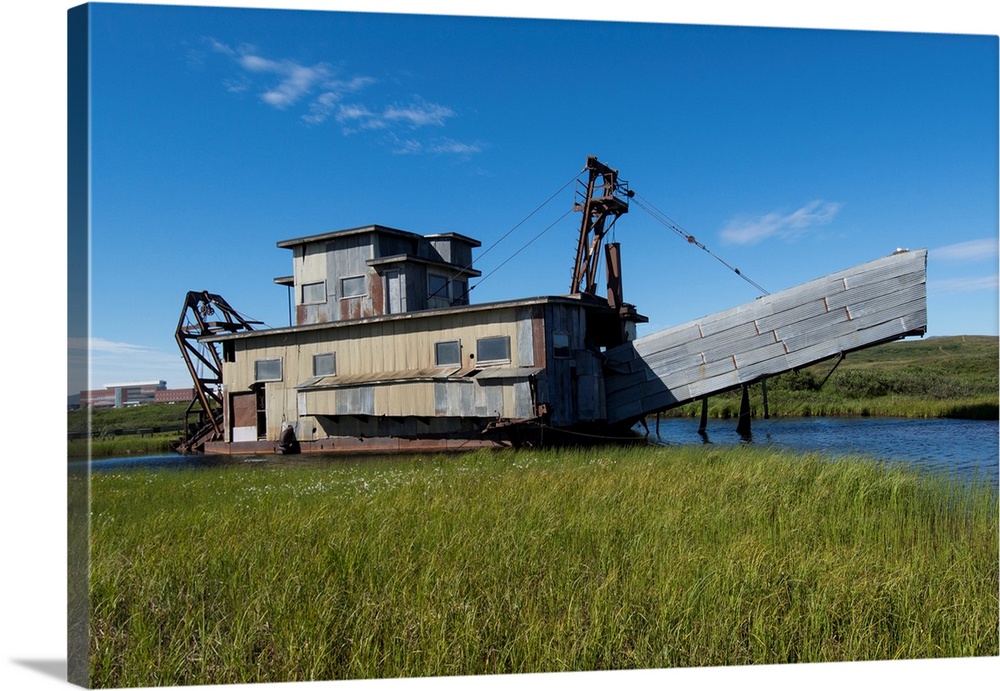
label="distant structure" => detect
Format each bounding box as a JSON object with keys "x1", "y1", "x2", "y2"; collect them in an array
[{"x1": 79, "y1": 380, "x2": 195, "y2": 409}]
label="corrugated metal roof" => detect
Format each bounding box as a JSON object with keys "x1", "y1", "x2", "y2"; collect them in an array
[
  {"x1": 296, "y1": 367, "x2": 461, "y2": 390},
  {"x1": 276, "y1": 224, "x2": 419, "y2": 248},
  {"x1": 295, "y1": 365, "x2": 543, "y2": 390},
  {"x1": 471, "y1": 367, "x2": 544, "y2": 379},
  {"x1": 366, "y1": 253, "x2": 481, "y2": 277}
]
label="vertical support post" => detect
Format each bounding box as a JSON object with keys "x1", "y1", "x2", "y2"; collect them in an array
[
  {"x1": 736, "y1": 384, "x2": 752, "y2": 439},
  {"x1": 698, "y1": 396, "x2": 709, "y2": 434},
  {"x1": 605, "y1": 242, "x2": 623, "y2": 310},
  {"x1": 761, "y1": 377, "x2": 769, "y2": 419}
]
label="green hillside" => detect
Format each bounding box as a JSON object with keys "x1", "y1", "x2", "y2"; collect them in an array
[{"x1": 666, "y1": 335, "x2": 998, "y2": 420}]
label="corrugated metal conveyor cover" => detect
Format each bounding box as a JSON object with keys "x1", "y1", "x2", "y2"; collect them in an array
[{"x1": 603, "y1": 249, "x2": 927, "y2": 424}]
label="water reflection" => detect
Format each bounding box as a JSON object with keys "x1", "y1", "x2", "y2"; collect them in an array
[{"x1": 649, "y1": 416, "x2": 998, "y2": 488}]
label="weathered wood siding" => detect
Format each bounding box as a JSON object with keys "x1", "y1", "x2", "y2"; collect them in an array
[
  {"x1": 535, "y1": 302, "x2": 606, "y2": 425},
  {"x1": 222, "y1": 303, "x2": 550, "y2": 441},
  {"x1": 604, "y1": 250, "x2": 927, "y2": 424}
]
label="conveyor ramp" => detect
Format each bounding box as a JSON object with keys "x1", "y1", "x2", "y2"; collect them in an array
[{"x1": 603, "y1": 249, "x2": 927, "y2": 424}]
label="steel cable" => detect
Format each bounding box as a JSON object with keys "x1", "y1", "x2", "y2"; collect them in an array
[{"x1": 632, "y1": 193, "x2": 770, "y2": 296}]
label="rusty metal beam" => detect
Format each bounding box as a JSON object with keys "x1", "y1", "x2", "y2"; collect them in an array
[
  {"x1": 174, "y1": 290, "x2": 261, "y2": 452},
  {"x1": 570, "y1": 156, "x2": 632, "y2": 295}
]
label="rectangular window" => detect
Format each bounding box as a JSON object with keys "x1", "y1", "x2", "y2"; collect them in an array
[
  {"x1": 553, "y1": 332, "x2": 571, "y2": 358},
  {"x1": 254, "y1": 358, "x2": 282, "y2": 382},
  {"x1": 428, "y1": 273, "x2": 449, "y2": 299},
  {"x1": 476, "y1": 336, "x2": 511, "y2": 364},
  {"x1": 435, "y1": 340, "x2": 461, "y2": 366},
  {"x1": 301, "y1": 281, "x2": 326, "y2": 304},
  {"x1": 313, "y1": 352, "x2": 336, "y2": 376},
  {"x1": 340, "y1": 275, "x2": 367, "y2": 298}
]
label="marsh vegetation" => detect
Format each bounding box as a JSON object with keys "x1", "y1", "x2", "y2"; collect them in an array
[{"x1": 88, "y1": 445, "x2": 998, "y2": 687}]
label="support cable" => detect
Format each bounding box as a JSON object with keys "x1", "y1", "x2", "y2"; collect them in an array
[
  {"x1": 632, "y1": 193, "x2": 770, "y2": 296},
  {"x1": 470, "y1": 208, "x2": 574, "y2": 290},
  {"x1": 451, "y1": 170, "x2": 583, "y2": 304}
]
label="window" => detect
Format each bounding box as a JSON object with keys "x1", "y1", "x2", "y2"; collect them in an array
[
  {"x1": 435, "y1": 340, "x2": 461, "y2": 366},
  {"x1": 313, "y1": 352, "x2": 336, "y2": 376},
  {"x1": 428, "y1": 274, "x2": 449, "y2": 299},
  {"x1": 428, "y1": 273, "x2": 469, "y2": 307},
  {"x1": 302, "y1": 281, "x2": 326, "y2": 304},
  {"x1": 476, "y1": 336, "x2": 511, "y2": 364},
  {"x1": 341, "y1": 275, "x2": 367, "y2": 298},
  {"x1": 254, "y1": 358, "x2": 282, "y2": 382},
  {"x1": 553, "y1": 332, "x2": 571, "y2": 358}
]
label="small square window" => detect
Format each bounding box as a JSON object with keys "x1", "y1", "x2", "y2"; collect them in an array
[
  {"x1": 254, "y1": 358, "x2": 282, "y2": 382},
  {"x1": 476, "y1": 336, "x2": 511, "y2": 364},
  {"x1": 302, "y1": 281, "x2": 326, "y2": 304},
  {"x1": 435, "y1": 340, "x2": 461, "y2": 366},
  {"x1": 313, "y1": 352, "x2": 336, "y2": 376},
  {"x1": 553, "y1": 332, "x2": 571, "y2": 358},
  {"x1": 341, "y1": 275, "x2": 367, "y2": 298}
]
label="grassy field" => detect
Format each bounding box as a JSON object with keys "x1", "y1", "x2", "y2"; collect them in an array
[
  {"x1": 87, "y1": 445, "x2": 998, "y2": 687},
  {"x1": 68, "y1": 401, "x2": 190, "y2": 435},
  {"x1": 666, "y1": 335, "x2": 998, "y2": 420}
]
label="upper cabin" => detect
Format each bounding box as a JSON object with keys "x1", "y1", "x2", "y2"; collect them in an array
[{"x1": 274, "y1": 224, "x2": 482, "y2": 325}]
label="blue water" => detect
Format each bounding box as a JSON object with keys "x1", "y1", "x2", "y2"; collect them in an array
[
  {"x1": 75, "y1": 417, "x2": 998, "y2": 489},
  {"x1": 646, "y1": 416, "x2": 998, "y2": 488}
]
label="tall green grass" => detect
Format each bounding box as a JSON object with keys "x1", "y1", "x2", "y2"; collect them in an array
[
  {"x1": 69, "y1": 433, "x2": 180, "y2": 459},
  {"x1": 88, "y1": 446, "x2": 998, "y2": 687}
]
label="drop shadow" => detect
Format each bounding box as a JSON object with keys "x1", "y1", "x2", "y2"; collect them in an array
[{"x1": 11, "y1": 658, "x2": 66, "y2": 682}]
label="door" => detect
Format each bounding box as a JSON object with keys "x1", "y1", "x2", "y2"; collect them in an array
[
  {"x1": 385, "y1": 270, "x2": 402, "y2": 314},
  {"x1": 231, "y1": 392, "x2": 257, "y2": 442},
  {"x1": 255, "y1": 385, "x2": 267, "y2": 439}
]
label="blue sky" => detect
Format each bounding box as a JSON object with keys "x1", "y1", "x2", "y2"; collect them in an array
[{"x1": 71, "y1": 2, "x2": 997, "y2": 395}]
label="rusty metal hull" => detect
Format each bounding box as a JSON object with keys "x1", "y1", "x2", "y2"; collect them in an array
[
  {"x1": 204, "y1": 436, "x2": 510, "y2": 456},
  {"x1": 603, "y1": 249, "x2": 928, "y2": 425}
]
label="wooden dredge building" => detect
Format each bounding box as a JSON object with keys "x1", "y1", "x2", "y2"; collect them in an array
[{"x1": 176, "y1": 157, "x2": 927, "y2": 454}]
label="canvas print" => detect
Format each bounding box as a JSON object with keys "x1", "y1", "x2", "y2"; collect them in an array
[{"x1": 67, "y1": 2, "x2": 998, "y2": 688}]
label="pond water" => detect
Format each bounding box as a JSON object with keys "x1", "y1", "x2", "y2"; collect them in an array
[
  {"x1": 76, "y1": 417, "x2": 998, "y2": 489},
  {"x1": 646, "y1": 416, "x2": 998, "y2": 489}
]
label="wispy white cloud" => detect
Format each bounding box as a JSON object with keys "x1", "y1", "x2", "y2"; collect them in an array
[
  {"x1": 929, "y1": 274, "x2": 999, "y2": 294},
  {"x1": 336, "y1": 97, "x2": 455, "y2": 133},
  {"x1": 388, "y1": 136, "x2": 484, "y2": 156},
  {"x1": 720, "y1": 200, "x2": 841, "y2": 246},
  {"x1": 383, "y1": 99, "x2": 454, "y2": 128},
  {"x1": 930, "y1": 238, "x2": 999, "y2": 263},
  {"x1": 210, "y1": 40, "x2": 368, "y2": 119},
  {"x1": 207, "y1": 39, "x2": 478, "y2": 156}
]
